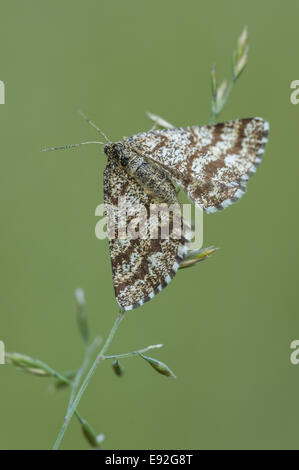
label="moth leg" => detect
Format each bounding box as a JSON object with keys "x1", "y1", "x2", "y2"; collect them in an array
[{"x1": 146, "y1": 111, "x2": 174, "y2": 129}]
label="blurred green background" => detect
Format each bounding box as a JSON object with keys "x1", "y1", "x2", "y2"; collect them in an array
[{"x1": 0, "y1": 0, "x2": 298, "y2": 450}]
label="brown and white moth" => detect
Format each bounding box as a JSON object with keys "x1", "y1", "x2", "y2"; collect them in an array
[
  {"x1": 103, "y1": 117, "x2": 269, "y2": 311},
  {"x1": 43, "y1": 114, "x2": 269, "y2": 310}
]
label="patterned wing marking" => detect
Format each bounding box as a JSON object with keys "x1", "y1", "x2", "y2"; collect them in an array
[
  {"x1": 103, "y1": 157, "x2": 190, "y2": 311},
  {"x1": 124, "y1": 118, "x2": 269, "y2": 213}
]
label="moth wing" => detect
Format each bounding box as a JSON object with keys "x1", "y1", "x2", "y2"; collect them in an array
[
  {"x1": 103, "y1": 157, "x2": 190, "y2": 311},
  {"x1": 126, "y1": 118, "x2": 269, "y2": 213}
]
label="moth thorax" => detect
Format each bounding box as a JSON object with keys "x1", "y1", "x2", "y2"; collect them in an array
[{"x1": 126, "y1": 153, "x2": 178, "y2": 204}]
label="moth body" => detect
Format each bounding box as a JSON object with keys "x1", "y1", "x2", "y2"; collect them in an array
[{"x1": 104, "y1": 142, "x2": 177, "y2": 204}]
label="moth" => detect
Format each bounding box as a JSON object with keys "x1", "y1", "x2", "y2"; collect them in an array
[
  {"x1": 103, "y1": 116, "x2": 269, "y2": 310},
  {"x1": 44, "y1": 114, "x2": 269, "y2": 311}
]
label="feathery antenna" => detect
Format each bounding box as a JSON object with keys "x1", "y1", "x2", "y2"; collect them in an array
[
  {"x1": 41, "y1": 141, "x2": 105, "y2": 152},
  {"x1": 41, "y1": 110, "x2": 110, "y2": 152},
  {"x1": 77, "y1": 109, "x2": 110, "y2": 143}
]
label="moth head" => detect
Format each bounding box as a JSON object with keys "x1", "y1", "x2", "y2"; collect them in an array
[{"x1": 104, "y1": 142, "x2": 130, "y2": 167}]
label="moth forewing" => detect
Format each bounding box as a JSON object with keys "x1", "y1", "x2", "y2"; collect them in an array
[
  {"x1": 103, "y1": 156, "x2": 190, "y2": 310},
  {"x1": 121, "y1": 118, "x2": 269, "y2": 213}
]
